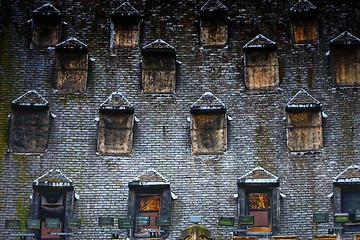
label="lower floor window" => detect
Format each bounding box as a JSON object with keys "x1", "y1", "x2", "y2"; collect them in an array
[
  {"x1": 248, "y1": 192, "x2": 271, "y2": 231},
  {"x1": 137, "y1": 195, "x2": 161, "y2": 235}
]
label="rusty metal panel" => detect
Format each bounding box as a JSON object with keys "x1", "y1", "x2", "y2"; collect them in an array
[
  {"x1": 200, "y1": 24, "x2": 228, "y2": 47},
  {"x1": 191, "y1": 114, "x2": 226, "y2": 154},
  {"x1": 31, "y1": 23, "x2": 61, "y2": 48},
  {"x1": 113, "y1": 22, "x2": 140, "y2": 48},
  {"x1": 244, "y1": 51, "x2": 279, "y2": 90},
  {"x1": 290, "y1": 19, "x2": 318, "y2": 44},
  {"x1": 97, "y1": 113, "x2": 133, "y2": 155},
  {"x1": 331, "y1": 48, "x2": 360, "y2": 86},
  {"x1": 54, "y1": 53, "x2": 88, "y2": 93},
  {"x1": 9, "y1": 110, "x2": 51, "y2": 153},
  {"x1": 142, "y1": 55, "x2": 176, "y2": 93}
]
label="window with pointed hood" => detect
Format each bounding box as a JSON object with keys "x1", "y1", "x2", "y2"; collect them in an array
[
  {"x1": 237, "y1": 167, "x2": 280, "y2": 234},
  {"x1": 243, "y1": 34, "x2": 279, "y2": 91},
  {"x1": 9, "y1": 90, "x2": 51, "y2": 153},
  {"x1": 200, "y1": 0, "x2": 228, "y2": 47},
  {"x1": 285, "y1": 89, "x2": 323, "y2": 152},
  {"x1": 54, "y1": 37, "x2": 89, "y2": 93},
  {"x1": 97, "y1": 91, "x2": 135, "y2": 155},
  {"x1": 329, "y1": 31, "x2": 360, "y2": 87},
  {"x1": 333, "y1": 165, "x2": 360, "y2": 232},
  {"x1": 190, "y1": 92, "x2": 227, "y2": 154},
  {"x1": 141, "y1": 39, "x2": 177, "y2": 94},
  {"x1": 110, "y1": 2, "x2": 141, "y2": 48},
  {"x1": 30, "y1": 169, "x2": 77, "y2": 240},
  {"x1": 30, "y1": 3, "x2": 62, "y2": 49},
  {"x1": 289, "y1": 0, "x2": 318, "y2": 44},
  {"x1": 127, "y1": 169, "x2": 173, "y2": 238}
]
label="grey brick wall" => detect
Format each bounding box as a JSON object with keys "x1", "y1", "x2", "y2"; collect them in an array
[{"x1": 1, "y1": 0, "x2": 360, "y2": 239}]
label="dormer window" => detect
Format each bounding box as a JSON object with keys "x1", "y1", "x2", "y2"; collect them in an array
[
  {"x1": 30, "y1": 3, "x2": 62, "y2": 49},
  {"x1": 141, "y1": 39, "x2": 176, "y2": 94},
  {"x1": 329, "y1": 31, "x2": 360, "y2": 87},
  {"x1": 238, "y1": 167, "x2": 280, "y2": 234},
  {"x1": 285, "y1": 89, "x2": 323, "y2": 152},
  {"x1": 190, "y1": 92, "x2": 227, "y2": 155},
  {"x1": 200, "y1": 0, "x2": 228, "y2": 47},
  {"x1": 31, "y1": 169, "x2": 77, "y2": 240},
  {"x1": 243, "y1": 34, "x2": 279, "y2": 91},
  {"x1": 289, "y1": 0, "x2": 318, "y2": 44},
  {"x1": 54, "y1": 37, "x2": 89, "y2": 93},
  {"x1": 110, "y1": 2, "x2": 141, "y2": 48},
  {"x1": 97, "y1": 92, "x2": 135, "y2": 155},
  {"x1": 128, "y1": 169, "x2": 173, "y2": 239},
  {"x1": 9, "y1": 90, "x2": 51, "y2": 153}
]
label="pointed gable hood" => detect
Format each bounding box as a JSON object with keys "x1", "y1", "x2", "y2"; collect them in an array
[
  {"x1": 286, "y1": 89, "x2": 321, "y2": 112},
  {"x1": 33, "y1": 169, "x2": 73, "y2": 188},
  {"x1": 111, "y1": 2, "x2": 141, "y2": 21},
  {"x1": 200, "y1": 0, "x2": 227, "y2": 13},
  {"x1": 243, "y1": 34, "x2": 277, "y2": 51},
  {"x1": 190, "y1": 92, "x2": 226, "y2": 114},
  {"x1": 142, "y1": 39, "x2": 176, "y2": 54},
  {"x1": 55, "y1": 37, "x2": 88, "y2": 53},
  {"x1": 32, "y1": 3, "x2": 61, "y2": 21},
  {"x1": 334, "y1": 165, "x2": 360, "y2": 185},
  {"x1": 99, "y1": 91, "x2": 134, "y2": 113},
  {"x1": 129, "y1": 168, "x2": 170, "y2": 187},
  {"x1": 330, "y1": 31, "x2": 360, "y2": 48},
  {"x1": 11, "y1": 90, "x2": 49, "y2": 109},
  {"x1": 238, "y1": 166, "x2": 279, "y2": 186},
  {"x1": 289, "y1": 0, "x2": 317, "y2": 19}
]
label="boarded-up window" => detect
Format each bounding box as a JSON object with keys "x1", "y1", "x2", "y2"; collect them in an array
[
  {"x1": 97, "y1": 110, "x2": 134, "y2": 155},
  {"x1": 330, "y1": 32, "x2": 360, "y2": 87},
  {"x1": 30, "y1": 3, "x2": 62, "y2": 49},
  {"x1": 191, "y1": 113, "x2": 226, "y2": 154},
  {"x1": 289, "y1": 0, "x2": 318, "y2": 44},
  {"x1": 54, "y1": 38, "x2": 88, "y2": 93},
  {"x1": 110, "y1": 2, "x2": 141, "y2": 48},
  {"x1": 249, "y1": 192, "x2": 271, "y2": 228},
  {"x1": 286, "y1": 111, "x2": 322, "y2": 152},
  {"x1": 243, "y1": 35, "x2": 279, "y2": 91},
  {"x1": 141, "y1": 40, "x2": 176, "y2": 94}
]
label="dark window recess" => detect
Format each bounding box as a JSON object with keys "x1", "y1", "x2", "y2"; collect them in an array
[
  {"x1": 54, "y1": 37, "x2": 89, "y2": 93},
  {"x1": 9, "y1": 91, "x2": 51, "y2": 153},
  {"x1": 243, "y1": 34, "x2": 279, "y2": 91},
  {"x1": 200, "y1": 0, "x2": 228, "y2": 47},
  {"x1": 30, "y1": 3, "x2": 62, "y2": 49},
  {"x1": 248, "y1": 192, "x2": 271, "y2": 229},
  {"x1": 110, "y1": 2, "x2": 141, "y2": 48},
  {"x1": 141, "y1": 39, "x2": 176, "y2": 94},
  {"x1": 289, "y1": 0, "x2": 318, "y2": 44},
  {"x1": 30, "y1": 169, "x2": 76, "y2": 240},
  {"x1": 329, "y1": 31, "x2": 360, "y2": 87},
  {"x1": 128, "y1": 169, "x2": 172, "y2": 238}
]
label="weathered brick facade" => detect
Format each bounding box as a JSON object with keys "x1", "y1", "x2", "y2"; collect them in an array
[{"x1": 1, "y1": 0, "x2": 360, "y2": 239}]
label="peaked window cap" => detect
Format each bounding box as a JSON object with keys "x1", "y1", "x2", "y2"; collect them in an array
[
  {"x1": 32, "y1": 3, "x2": 61, "y2": 20},
  {"x1": 238, "y1": 166, "x2": 279, "y2": 186},
  {"x1": 11, "y1": 90, "x2": 49, "y2": 109},
  {"x1": 142, "y1": 39, "x2": 176, "y2": 53},
  {"x1": 190, "y1": 92, "x2": 226, "y2": 114},
  {"x1": 334, "y1": 165, "x2": 360, "y2": 185},
  {"x1": 330, "y1": 31, "x2": 360, "y2": 48},
  {"x1": 290, "y1": 0, "x2": 316, "y2": 13},
  {"x1": 243, "y1": 34, "x2": 277, "y2": 51},
  {"x1": 99, "y1": 91, "x2": 134, "y2": 113},
  {"x1": 55, "y1": 37, "x2": 88, "y2": 52},
  {"x1": 286, "y1": 89, "x2": 321, "y2": 111},
  {"x1": 111, "y1": 2, "x2": 140, "y2": 21},
  {"x1": 200, "y1": 0, "x2": 228, "y2": 12},
  {"x1": 129, "y1": 168, "x2": 170, "y2": 186},
  {"x1": 33, "y1": 169, "x2": 73, "y2": 187}
]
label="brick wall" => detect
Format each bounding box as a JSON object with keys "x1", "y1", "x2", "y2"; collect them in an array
[{"x1": 1, "y1": 0, "x2": 360, "y2": 239}]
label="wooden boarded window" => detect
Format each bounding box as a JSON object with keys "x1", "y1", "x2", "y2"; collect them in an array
[
  {"x1": 248, "y1": 192, "x2": 271, "y2": 230},
  {"x1": 330, "y1": 32, "x2": 360, "y2": 87},
  {"x1": 200, "y1": 8, "x2": 228, "y2": 47},
  {"x1": 191, "y1": 113, "x2": 226, "y2": 154},
  {"x1": 97, "y1": 110, "x2": 134, "y2": 155},
  {"x1": 9, "y1": 106, "x2": 51, "y2": 153},
  {"x1": 110, "y1": 3, "x2": 141, "y2": 48},
  {"x1": 54, "y1": 38, "x2": 88, "y2": 93},
  {"x1": 141, "y1": 44, "x2": 176, "y2": 94},
  {"x1": 31, "y1": 3, "x2": 62, "y2": 49},
  {"x1": 286, "y1": 110, "x2": 322, "y2": 152},
  {"x1": 289, "y1": 0, "x2": 318, "y2": 44},
  {"x1": 136, "y1": 195, "x2": 161, "y2": 235},
  {"x1": 243, "y1": 35, "x2": 279, "y2": 91}
]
